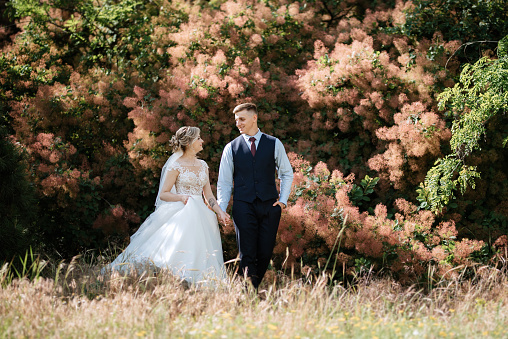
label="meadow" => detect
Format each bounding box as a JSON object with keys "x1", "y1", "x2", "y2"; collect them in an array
[{"x1": 1, "y1": 255, "x2": 507, "y2": 338}]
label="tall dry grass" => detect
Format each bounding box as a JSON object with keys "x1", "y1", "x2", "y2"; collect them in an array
[{"x1": 1, "y1": 256, "x2": 507, "y2": 338}]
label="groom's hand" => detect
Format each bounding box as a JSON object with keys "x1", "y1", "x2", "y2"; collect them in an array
[
  {"x1": 218, "y1": 210, "x2": 231, "y2": 225},
  {"x1": 273, "y1": 201, "x2": 286, "y2": 209}
]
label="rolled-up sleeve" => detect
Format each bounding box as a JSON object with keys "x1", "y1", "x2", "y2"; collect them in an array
[
  {"x1": 217, "y1": 143, "x2": 234, "y2": 212},
  {"x1": 275, "y1": 138, "x2": 293, "y2": 206}
]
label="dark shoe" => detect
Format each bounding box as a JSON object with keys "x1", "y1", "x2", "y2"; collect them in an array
[
  {"x1": 257, "y1": 289, "x2": 268, "y2": 300},
  {"x1": 181, "y1": 279, "x2": 191, "y2": 290}
]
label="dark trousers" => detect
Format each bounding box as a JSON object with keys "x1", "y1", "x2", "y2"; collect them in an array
[{"x1": 232, "y1": 198, "x2": 282, "y2": 289}]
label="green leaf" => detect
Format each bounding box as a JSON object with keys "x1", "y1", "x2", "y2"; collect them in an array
[{"x1": 498, "y1": 35, "x2": 508, "y2": 58}]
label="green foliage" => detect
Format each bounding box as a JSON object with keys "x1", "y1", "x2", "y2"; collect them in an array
[
  {"x1": 418, "y1": 37, "x2": 508, "y2": 213},
  {"x1": 498, "y1": 35, "x2": 508, "y2": 58},
  {"x1": 0, "y1": 248, "x2": 48, "y2": 286},
  {"x1": 34, "y1": 178, "x2": 105, "y2": 256},
  {"x1": 403, "y1": 0, "x2": 508, "y2": 59},
  {"x1": 349, "y1": 175, "x2": 380, "y2": 207},
  {"x1": 417, "y1": 156, "x2": 480, "y2": 212},
  {"x1": 0, "y1": 126, "x2": 37, "y2": 261},
  {"x1": 7, "y1": 0, "x2": 179, "y2": 80},
  {"x1": 10, "y1": 248, "x2": 47, "y2": 281},
  {"x1": 443, "y1": 60, "x2": 508, "y2": 156},
  {"x1": 292, "y1": 164, "x2": 380, "y2": 208}
]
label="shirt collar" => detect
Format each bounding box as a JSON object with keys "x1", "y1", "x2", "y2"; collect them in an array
[{"x1": 243, "y1": 129, "x2": 262, "y2": 141}]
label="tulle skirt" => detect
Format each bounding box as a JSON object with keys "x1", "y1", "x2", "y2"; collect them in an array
[{"x1": 103, "y1": 195, "x2": 226, "y2": 286}]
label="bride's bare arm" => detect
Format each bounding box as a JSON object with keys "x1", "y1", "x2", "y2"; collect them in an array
[
  {"x1": 203, "y1": 170, "x2": 230, "y2": 223},
  {"x1": 159, "y1": 170, "x2": 190, "y2": 203}
]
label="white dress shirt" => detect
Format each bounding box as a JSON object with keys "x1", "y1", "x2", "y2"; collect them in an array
[{"x1": 217, "y1": 129, "x2": 294, "y2": 212}]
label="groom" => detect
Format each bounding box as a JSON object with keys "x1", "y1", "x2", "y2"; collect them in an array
[{"x1": 217, "y1": 103, "x2": 293, "y2": 290}]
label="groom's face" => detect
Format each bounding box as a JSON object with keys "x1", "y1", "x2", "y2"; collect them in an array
[{"x1": 235, "y1": 110, "x2": 258, "y2": 136}]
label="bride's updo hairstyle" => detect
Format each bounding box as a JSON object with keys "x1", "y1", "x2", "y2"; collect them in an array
[{"x1": 169, "y1": 126, "x2": 200, "y2": 152}]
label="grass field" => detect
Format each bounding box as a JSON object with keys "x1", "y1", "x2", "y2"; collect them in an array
[{"x1": 1, "y1": 256, "x2": 507, "y2": 338}]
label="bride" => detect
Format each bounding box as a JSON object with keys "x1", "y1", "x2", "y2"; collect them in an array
[{"x1": 104, "y1": 126, "x2": 230, "y2": 286}]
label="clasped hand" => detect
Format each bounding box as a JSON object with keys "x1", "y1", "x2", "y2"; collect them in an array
[
  {"x1": 181, "y1": 194, "x2": 230, "y2": 225},
  {"x1": 217, "y1": 209, "x2": 230, "y2": 225},
  {"x1": 273, "y1": 201, "x2": 286, "y2": 209}
]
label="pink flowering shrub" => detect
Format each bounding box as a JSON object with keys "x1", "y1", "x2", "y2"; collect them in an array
[
  {"x1": 295, "y1": 12, "x2": 459, "y2": 196},
  {"x1": 275, "y1": 155, "x2": 485, "y2": 282},
  {"x1": 122, "y1": 1, "x2": 462, "y2": 204},
  {"x1": 5, "y1": 62, "x2": 148, "y2": 254}
]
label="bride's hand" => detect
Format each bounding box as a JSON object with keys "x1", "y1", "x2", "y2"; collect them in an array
[
  {"x1": 218, "y1": 210, "x2": 230, "y2": 225},
  {"x1": 180, "y1": 195, "x2": 191, "y2": 204}
]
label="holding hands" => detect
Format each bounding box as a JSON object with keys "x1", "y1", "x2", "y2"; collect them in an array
[
  {"x1": 180, "y1": 193, "x2": 230, "y2": 224},
  {"x1": 216, "y1": 209, "x2": 231, "y2": 225}
]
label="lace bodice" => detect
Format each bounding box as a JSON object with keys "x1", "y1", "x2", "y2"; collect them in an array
[{"x1": 168, "y1": 160, "x2": 208, "y2": 196}]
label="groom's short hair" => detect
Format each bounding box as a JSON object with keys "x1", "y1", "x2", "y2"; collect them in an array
[{"x1": 233, "y1": 103, "x2": 258, "y2": 115}]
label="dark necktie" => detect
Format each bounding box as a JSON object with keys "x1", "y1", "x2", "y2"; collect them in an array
[{"x1": 249, "y1": 137, "x2": 256, "y2": 157}]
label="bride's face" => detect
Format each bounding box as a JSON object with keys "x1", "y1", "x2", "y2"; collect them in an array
[{"x1": 189, "y1": 135, "x2": 204, "y2": 153}]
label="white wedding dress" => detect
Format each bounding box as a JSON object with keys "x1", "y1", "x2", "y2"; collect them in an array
[{"x1": 104, "y1": 153, "x2": 226, "y2": 286}]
